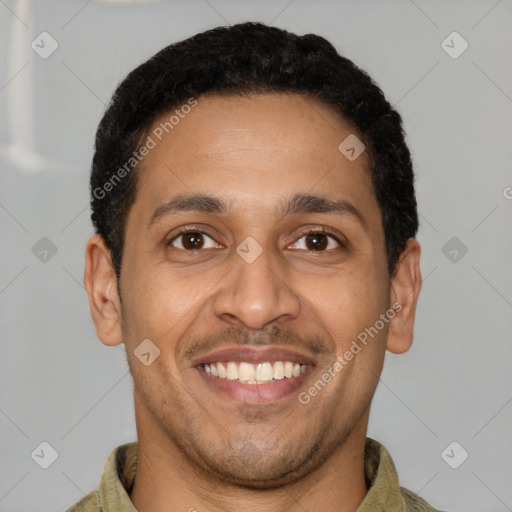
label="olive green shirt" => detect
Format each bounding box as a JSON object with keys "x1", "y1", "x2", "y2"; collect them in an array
[{"x1": 66, "y1": 438, "x2": 444, "y2": 511}]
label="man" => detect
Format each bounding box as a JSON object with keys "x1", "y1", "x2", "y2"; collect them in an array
[{"x1": 69, "y1": 22, "x2": 444, "y2": 512}]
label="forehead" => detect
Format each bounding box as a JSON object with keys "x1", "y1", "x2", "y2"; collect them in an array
[{"x1": 132, "y1": 93, "x2": 379, "y2": 226}]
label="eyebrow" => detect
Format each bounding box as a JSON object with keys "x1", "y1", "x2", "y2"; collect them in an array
[{"x1": 148, "y1": 192, "x2": 366, "y2": 228}]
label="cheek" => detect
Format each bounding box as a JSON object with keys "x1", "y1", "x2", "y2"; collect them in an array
[
  {"x1": 120, "y1": 257, "x2": 224, "y2": 343},
  {"x1": 308, "y1": 267, "x2": 389, "y2": 350}
]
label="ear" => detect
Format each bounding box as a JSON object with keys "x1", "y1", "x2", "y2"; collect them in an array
[
  {"x1": 83, "y1": 234, "x2": 123, "y2": 346},
  {"x1": 386, "y1": 238, "x2": 422, "y2": 354}
]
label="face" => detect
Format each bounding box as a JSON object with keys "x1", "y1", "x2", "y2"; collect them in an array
[{"x1": 85, "y1": 93, "x2": 421, "y2": 488}]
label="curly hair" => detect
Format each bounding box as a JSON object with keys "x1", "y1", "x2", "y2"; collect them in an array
[{"x1": 90, "y1": 22, "x2": 418, "y2": 278}]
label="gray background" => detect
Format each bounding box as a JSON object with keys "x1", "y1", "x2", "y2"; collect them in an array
[{"x1": 1, "y1": 1, "x2": 511, "y2": 511}]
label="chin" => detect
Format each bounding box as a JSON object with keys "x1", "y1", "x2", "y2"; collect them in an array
[{"x1": 190, "y1": 437, "x2": 327, "y2": 490}]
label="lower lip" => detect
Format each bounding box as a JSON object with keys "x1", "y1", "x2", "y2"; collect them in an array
[{"x1": 196, "y1": 366, "x2": 313, "y2": 403}]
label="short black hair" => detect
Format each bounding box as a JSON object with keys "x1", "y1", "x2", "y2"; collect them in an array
[{"x1": 90, "y1": 21, "x2": 418, "y2": 279}]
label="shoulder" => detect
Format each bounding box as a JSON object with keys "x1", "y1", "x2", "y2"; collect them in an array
[
  {"x1": 400, "y1": 486, "x2": 447, "y2": 512},
  {"x1": 65, "y1": 490, "x2": 102, "y2": 512}
]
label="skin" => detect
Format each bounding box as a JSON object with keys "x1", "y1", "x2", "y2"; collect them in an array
[{"x1": 84, "y1": 93, "x2": 421, "y2": 512}]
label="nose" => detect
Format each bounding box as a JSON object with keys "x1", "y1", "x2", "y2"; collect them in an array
[{"x1": 213, "y1": 247, "x2": 301, "y2": 330}]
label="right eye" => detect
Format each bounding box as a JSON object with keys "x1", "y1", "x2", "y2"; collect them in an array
[{"x1": 167, "y1": 230, "x2": 220, "y2": 251}]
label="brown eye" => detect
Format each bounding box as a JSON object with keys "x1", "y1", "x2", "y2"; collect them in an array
[
  {"x1": 288, "y1": 231, "x2": 342, "y2": 251},
  {"x1": 305, "y1": 233, "x2": 329, "y2": 251},
  {"x1": 181, "y1": 232, "x2": 204, "y2": 250},
  {"x1": 169, "y1": 231, "x2": 218, "y2": 250}
]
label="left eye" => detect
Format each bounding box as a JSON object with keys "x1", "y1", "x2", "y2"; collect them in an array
[{"x1": 289, "y1": 232, "x2": 341, "y2": 251}]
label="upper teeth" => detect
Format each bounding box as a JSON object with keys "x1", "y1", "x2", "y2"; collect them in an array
[{"x1": 202, "y1": 361, "x2": 307, "y2": 383}]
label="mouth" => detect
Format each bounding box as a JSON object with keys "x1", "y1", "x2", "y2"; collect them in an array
[
  {"x1": 193, "y1": 347, "x2": 315, "y2": 403},
  {"x1": 201, "y1": 360, "x2": 307, "y2": 384}
]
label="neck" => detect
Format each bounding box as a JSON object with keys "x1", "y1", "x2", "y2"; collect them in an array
[{"x1": 130, "y1": 413, "x2": 369, "y2": 512}]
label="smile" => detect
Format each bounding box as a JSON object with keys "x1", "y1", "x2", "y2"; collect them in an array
[
  {"x1": 201, "y1": 361, "x2": 307, "y2": 384},
  {"x1": 193, "y1": 346, "x2": 316, "y2": 402}
]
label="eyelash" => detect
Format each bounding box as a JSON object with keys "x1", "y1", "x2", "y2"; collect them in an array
[{"x1": 166, "y1": 227, "x2": 345, "y2": 251}]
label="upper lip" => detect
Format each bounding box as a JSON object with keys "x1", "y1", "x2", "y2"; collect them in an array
[{"x1": 191, "y1": 346, "x2": 317, "y2": 367}]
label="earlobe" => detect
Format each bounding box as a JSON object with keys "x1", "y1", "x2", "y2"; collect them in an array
[
  {"x1": 83, "y1": 234, "x2": 123, "y2": 346},
  {"x1": 386, "y1": 238, "x2": 422, "y2": 354}
]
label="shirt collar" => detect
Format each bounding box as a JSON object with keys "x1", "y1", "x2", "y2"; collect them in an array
[
  {"x1": 98, "y1": 438, "x2": 412, "y2": 511},
  {"x1": 99, "y1": 442, "x2": 138, "y2": 511}
]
